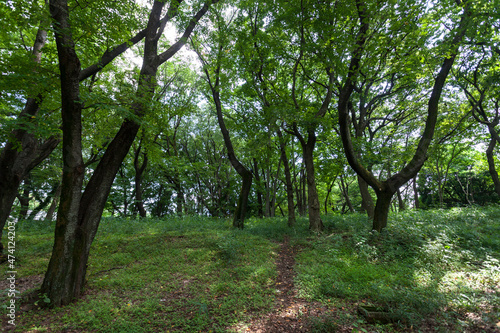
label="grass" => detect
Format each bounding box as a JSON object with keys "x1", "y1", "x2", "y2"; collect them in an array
[
  {"x1": 296, "y1": 207, "x2": 500, "y2": 331},
  {"x1": 1, "y1": 207, "x2": 500, "y2": 332}
]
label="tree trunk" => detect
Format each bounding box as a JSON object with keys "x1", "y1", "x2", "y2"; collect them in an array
[
  {"x1": 372, "y1": 189, "x2": 395, "y2": 232},
  {"x1": 45, "y1": 184, "x2": 62, "y2": 221},
  {"x1": 18, "y1": 176, "x2": 32, "y2": 221},
  {"x1": 397, "y1": 188, "x2": 406, "y2": 211},
  {"x1": 340, "y1": 175, "x2": 354, "y2": 213},
  {"x1": 357, "y1": 175, "x2": 374, "y2": 218},
  {"x1": 295, "y1": 172, "x2": 304, "y2": 217},
  {"x1": 277, "y1": 129, "x2": 296, "y2": 227},
  {"x1": 486, "y1": 136, "x2": 500, "y2": 197},
  {"x1": 201, "y1": 62, "x2": 252, "y2": 228},
  {"x1": 264, "y1": 166, "x2": 271, "y2": 217},
  {"x1": 40, "y1": 0, "x2": 87, "y2": 306},
  {"x1": 0, "y1": 0, "x2": 157, "y2": 252},
  {"x1": 337, "y1": 1, "x2": 470, "y2": 231},
  {"x1": 233, "y1": 171, "x2": 252, "y2": 228},
  {"x1": 412, "y1": 176, "x2": 420, "y2": 209},
  {"x1": 175, "y1": 178, "x2": 185, "y2": 217},
  {"x1": 133, "y1": 144, "x2": 148, "y2": 218},
  {"x1": 253, "y1": 159, "x2": 264, "y2": 217},
  {"x1": 301, "y1": 131, "x2": 323, "y2": 232},
  {"x1": 324, "y1": 177, "x2": 336, "y2": 215},
  {"x1": 28, "y1": 190, "x2": 54, "y2": 220},
  {"x1": 269, "y1": 160, "x2": 281, "y2": 218}
]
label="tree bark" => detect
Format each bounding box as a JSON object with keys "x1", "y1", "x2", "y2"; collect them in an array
[
  {"x1": 45, "y1": 184, "x2": 62, "y2": 221},
  {"x1": 340, "y1": 174, "x2": 354, "y2": 213},
  {"x1": 253, "y1": 159, "x2": 264, "y2": 217},
  {"x1": 0, "y1": 20, "x2": 51, "y2": 228},
  {"x1": 0, "y1": 0, "x2": 170, "y2": 253},
  {"x1": 198, "y1": 58, "x2": 252, "y2": 228},
  {"x1": 17, "y1": 176, "x2": 32, "y2": 221},
  {"x1": 299, "y1": 129, "x2": 324, "y2": 232},
  {"x1": 357, "y1": 175, "x2": 374, "y2": 218},
  {"x1": 133, "y1": 144, "x2": 148, "y2": 218},
  {"x1": 174, "y1": 176, "x2": 185, "y2": 217},
  {"x1": 324, "y1": 177, "x2": 336, "y2": 215},
  {"x1": 277, "y1": 129, "x2": 296, "y2": 226},
  {"x1": 396, "y1": 188, "x2": 405, "y2": 211},
  {"x1": 486, "y1": 133, "x2": 500, "y2": 197},
  {"x1": 264, "y1": 166, "x2": 271, "y2": 217},
  {"x1": 412, "y1": 176, "x2": 420, "y2": 209}
]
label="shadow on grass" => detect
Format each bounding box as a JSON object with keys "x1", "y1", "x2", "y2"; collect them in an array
[
  {"x1": 3, "y1": 207, "x2": 500, "y2": 332},
  {"x1": 294, "y1": 207, "x2": 500, "y2": 331}
]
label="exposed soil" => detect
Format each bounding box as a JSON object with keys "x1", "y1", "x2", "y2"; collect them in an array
[{"x1": 231, "y1": 236, "x2": 359, "y2": 333}]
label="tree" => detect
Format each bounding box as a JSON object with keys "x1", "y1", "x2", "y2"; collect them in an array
[
  {"x1": 40, "y1": 0, "x2": 218, "y2": 306},
  {"x1": 233, "y1": 0, "x2": 338, "y2": 231},
  {"x1": 338, "y1": 0, "x2": 472, "y2": 231},
  {"x1": 0, "y1": 0, "x2": 149, "y2": 254},
  {"x1": 456, "y1": 41, "x2": 500, "y2": 197},
  {"x1": 192, "y1": 6, "x2": 254, "y2": 228}
]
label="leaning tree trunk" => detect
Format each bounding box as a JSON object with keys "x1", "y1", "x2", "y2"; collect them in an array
[
  {"x1": 201, "y1": 61, "x2": 252, "y2": 228},
  {"x1": 45, "y1": 184, "x2": 62, "y2": 221}
]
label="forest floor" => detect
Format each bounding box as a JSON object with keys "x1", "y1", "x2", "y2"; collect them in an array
[
  {"x1": 233, "y1": 236, "x2": 329, "y2": 332},
  {"x1": 1, "y1": 208, "x2": 500, "y2": 332},
  {"x1": 233, "y1": 237, "x2": 499, "y2": 333}
]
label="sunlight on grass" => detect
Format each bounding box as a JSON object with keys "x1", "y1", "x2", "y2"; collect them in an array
[{"x1": 2, "y1": 207, "x2": 499, "y2": 332}]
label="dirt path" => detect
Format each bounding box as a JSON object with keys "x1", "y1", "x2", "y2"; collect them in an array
[{"x1": 239, "y1": 236, "x2": 337, "y2": 333}]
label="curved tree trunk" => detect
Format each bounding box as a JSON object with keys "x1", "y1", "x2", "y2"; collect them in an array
[{"x1": 199, "y1": 58, "x2": 252, "y2": 228}]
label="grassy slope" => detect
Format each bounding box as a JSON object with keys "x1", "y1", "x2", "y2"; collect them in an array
[{"x1": 1, "y1": 207, "x2": 499, "y2": 332}]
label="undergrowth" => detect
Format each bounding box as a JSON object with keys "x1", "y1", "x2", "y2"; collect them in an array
[
  {"x1": 296, "y1": 206, "x2": 500, "y2": 331},
  {"x1": 1, "y1": 206, "x2": 499, "y2": 332}
]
